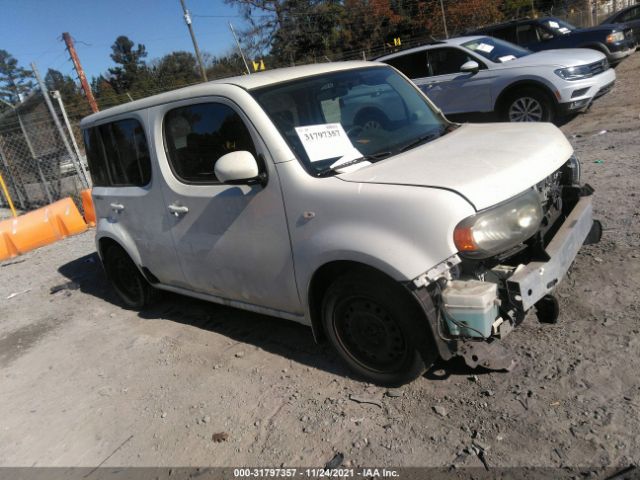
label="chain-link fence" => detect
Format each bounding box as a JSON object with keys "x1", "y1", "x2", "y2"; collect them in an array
[{"x1": 0, "y1": 91, "x2": 89, "y2": 215}]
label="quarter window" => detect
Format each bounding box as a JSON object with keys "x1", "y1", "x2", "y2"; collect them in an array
[
  {"x1": 83, "y1": 118, "x2": 151, "y2": 187},
  {"x1": 164, "y1": 103, "x2": 257, "y2": 184}
]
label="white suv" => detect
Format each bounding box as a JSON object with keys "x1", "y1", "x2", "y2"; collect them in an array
[
  {"x1": 377, "y1": 36, "x2": 616, "y2": 122},
  {"x1": 81, "y1": 62, "x2": 600, "y2": 385}
]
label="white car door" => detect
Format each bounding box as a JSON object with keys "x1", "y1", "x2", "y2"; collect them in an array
[
  {"x1": 420, "y1": 47, "x2": 494, "y2": 114},
  {"x1": 149, "y1": 98, "x2": 301, "y2": 315},
  {"x1": 87, "y1": 113, "x2": 187, "y2": 288}
]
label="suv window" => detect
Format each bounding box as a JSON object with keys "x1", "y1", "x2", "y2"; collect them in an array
[
  {"x1": 164, "y1": 103, "x2": 257, "y2": 184},
  {"x1": 619, "y1": 6, "x2": 640, "y2": 22},
  {"x1": 516, "y1": 23, "x2": 540, "y2": 44},
  {"x1": 489, "y1": 26, "x2": 517, "y2": 43},
  {"x1": 83, "y1": 118, "x2": 151, "y2": 187},
  {"x1": 384, "y1": 51, "x2": 429, "y2": 78},
  {"x1": 428, "y1": 48, "x2": 473, "y2": 76}
]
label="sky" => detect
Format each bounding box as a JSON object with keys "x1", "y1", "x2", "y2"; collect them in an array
[{"x1": 0, "y1": 0, "x2": 249, "y2": 81}]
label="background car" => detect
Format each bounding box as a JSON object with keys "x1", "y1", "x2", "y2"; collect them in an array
[
  {"x1": 377, "y1": 36, "x2": 615, "y2": 123},
  {"x1": 600, "y1": 4, "x2": 640, "y2": 46},
  {"x1": 469, "y1": 16, "x2": 635, "y2": 65}
]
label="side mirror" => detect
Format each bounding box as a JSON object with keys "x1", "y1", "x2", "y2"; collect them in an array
[
  {"x1": 460, "y1": 60, "x2": 480, "y2": 74},
  {"x1": 214, "y1": 151, "x2": 266, "y2": 186}
]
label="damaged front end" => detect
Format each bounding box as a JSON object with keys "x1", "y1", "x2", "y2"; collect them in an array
[{"x1": 410, "y1": 156, "x2": 601, "y2": 371}]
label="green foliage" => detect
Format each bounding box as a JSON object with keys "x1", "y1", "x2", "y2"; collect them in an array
[
  {"x1": 0, "y1": 49, "x2": 34, "y2": 106},
  {"x1": 108, "y1": 36, "x2": 149, "y2": 93}
]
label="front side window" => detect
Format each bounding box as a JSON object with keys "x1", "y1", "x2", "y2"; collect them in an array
[
  {"x1": 462, "y1": 37, "x2": 530, "y2": 63},
  {"x1": 164, "y1": 103, "x2": 257, "y2": 184},
  {"x1": 83, "y1": 118, "x2": 151, "y2": 187},
  {"x1": 251, "y1": 66, "x2": 449, "y2": 177},
  {"x1": 428, "y1": 48, "x2": 475, "y2": 75},
  {"x1": 516, "y1": 23, "x2": 539, "y2": 44},
  {"x1": 383, "y1": 51, "x2": 430, "y2": 78}
]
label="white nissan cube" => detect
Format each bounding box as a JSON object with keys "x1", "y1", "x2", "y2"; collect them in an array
[{"x1": 81, "y1": 61, "x2": 601, "y2": 386}]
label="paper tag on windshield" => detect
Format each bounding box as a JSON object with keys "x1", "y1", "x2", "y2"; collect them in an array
[
  {"x1": 548, "y1": 21, "x2": 560, "y2": 28},
  {"x1": 295, "y1": 123, "x2": 360, "y2": 162},
  {"x1": 498, "y1": 55, "x2": 516, "y2": 62},
  {"x1": 476, "y1": 43, "x2": 494, "y2": 53}
]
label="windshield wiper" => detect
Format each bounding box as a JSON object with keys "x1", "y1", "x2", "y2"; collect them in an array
[
  {"x1": 316, "y1": 151, "x2": 392, "y2": 177},
  {"x1": 399, "y1": 130, "x2": 443, "y2": 153}
]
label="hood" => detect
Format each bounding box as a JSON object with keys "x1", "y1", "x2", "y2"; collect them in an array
[
  {"x1": 338, "y1": 123, "x2": 573, "y2": 211},
  {"x1": 506, "y1": 48, "x2": 605, "y2": 68},
  {"x1": 575, "y1": 24, "x2": 627, "y2": 34}
]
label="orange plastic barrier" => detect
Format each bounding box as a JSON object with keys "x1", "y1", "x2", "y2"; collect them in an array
[
  {"x1": 80, "y1": 189, "x2": 96, "y2": 227},
  {"x1": 0, "y1": 197, "x2": 88, "y2": 261}
]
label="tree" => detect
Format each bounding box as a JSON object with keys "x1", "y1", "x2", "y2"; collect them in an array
[
  {"x1": 153, "y1": 51, "x2": 199, "y2": 88},
  {"x1": 0, "y1": 49, "x2": 34, "y2": 106},
  {"x1": 107, "y1": 36, "x2": 148, "y2": 93}
]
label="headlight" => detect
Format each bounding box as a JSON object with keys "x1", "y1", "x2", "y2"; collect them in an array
[
  {"x1": 566, "y1": 154, "x2": 581, "y2": 185},
  {"x1": 606, "y1": 31, "x2": 625, "y2": 43},
  {"x1": 554, "y1": 65, "x2": 592, "y2": 81},
  {"x1": 453, "y1": 189, "x2": 543, "y2": 258}
]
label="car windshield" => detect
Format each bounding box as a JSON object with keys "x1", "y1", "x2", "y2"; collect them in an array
[
  {"x1": 542, "y1": 18, "x2": 575, "y2": 34},
  {"x1": 462, "y1": 37, "x2": 530, "y2": 63},
  {"x1": 251, "y1": 66, "x2": 448, "y2": 176}
]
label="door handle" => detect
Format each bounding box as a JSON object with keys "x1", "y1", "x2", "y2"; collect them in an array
[
  {"x1": 168, "y1": 204, "x2": 189, "y2": 216},
  {"x1": 110, "y1": 202, "x2": 125, "y2": 212}
]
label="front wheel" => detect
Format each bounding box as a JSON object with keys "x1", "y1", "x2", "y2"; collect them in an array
[
  {"x1": 503, "y1": 88, "x2": 555, "y2": 123},
  {"x1": 321, "y1": 270, "x2": 437, "y2": 386}
]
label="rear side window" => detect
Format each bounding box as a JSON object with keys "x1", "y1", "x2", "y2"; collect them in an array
[
  {"x1": 83, "y1": 118, "x2": 151, "y2": 187},
  {"x1": 83, "y1": 127, "x2": 109, "y2": 186},
  {"x1": 163, "y1": 103, "x2": 257, "y2": 184},
  {"x1": 384, "y1": 51, "x2": 429, "y2": 78}
]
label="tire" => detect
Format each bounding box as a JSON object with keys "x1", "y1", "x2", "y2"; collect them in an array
[
  {"x1": 102, "y1": 243, "x2": 158, "y2": 309},
  {"x1": 354, "y1": 109, "x2": 389, "y2": 131},
  {"x1": 321, "y1": 270, "x2": 437, "y2": 386},
  {"x1": 502, "y1": 87, "x2": 555, "y2": 123}
]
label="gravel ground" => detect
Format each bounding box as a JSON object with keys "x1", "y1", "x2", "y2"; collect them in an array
[{"x1": 1, "y1": 53, "x2": 639, "y2": 472}]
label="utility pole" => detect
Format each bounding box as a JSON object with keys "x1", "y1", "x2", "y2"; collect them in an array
[
  {"x1": 440, "y1": 0, "x2": 449, "y2": 39},
  {"x1": 229, "y1": 22, "x2": 251, "y2": 75},
  {"x1": 31, "y1": 62, "x2": 89, "y2": 190},
  {"x1": 179, "y1": 0, "x2": 208, "y2": 81},
  {"x1": 62, "y1": 32, "x2": 99, "y2": 113}
]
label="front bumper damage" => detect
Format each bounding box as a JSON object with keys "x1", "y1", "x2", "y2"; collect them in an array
[{"x1": 410, "y1": 184, "x2": 601, "y2": 371}]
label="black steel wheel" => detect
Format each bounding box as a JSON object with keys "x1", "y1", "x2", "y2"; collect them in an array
[
  {"x1": 103, "y1": 243, "x2": 157, "y2": 309},
  {"x1": 321, "y1": 270, "x2": 437, "y2": 386}
]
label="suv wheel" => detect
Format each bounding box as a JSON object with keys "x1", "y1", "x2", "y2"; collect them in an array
[
  {"x1": 504, "y1": 88, "x2": 554, "y2": 123},
  {"x1": 103, "y1": 243, "x2": 158, "y2": 309},
  {"x1": 354, "y1": 109, "x2": 389, "y2": 132},
  {"x1": 321, "y1": 270, "x2": 436, "y2": 386}
]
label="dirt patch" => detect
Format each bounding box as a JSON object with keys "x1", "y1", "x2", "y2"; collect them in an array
[{"x1": 0, "y1": 318, "x2": 63, "y2": 367}]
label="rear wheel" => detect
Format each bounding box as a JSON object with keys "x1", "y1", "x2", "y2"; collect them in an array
[
  {"x1": 503, "y1": 88, "x2": 555, "y2": 123},
  {"x1": 321, "y1": 270, "x2": 436, "y2": 386},
  {"x1": 102, "y1": 243, "x2": 157, "y2": 309}
]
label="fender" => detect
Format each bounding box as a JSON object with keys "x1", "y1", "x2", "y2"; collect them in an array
[
  {"x1": 94, "y1": 218, "x2": 143, "y2": 268},
  {"x1": 494, "y1": 77, "x2": 559, "y2": 111}
]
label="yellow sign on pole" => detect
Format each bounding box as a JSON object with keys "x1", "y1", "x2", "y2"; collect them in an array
[
  {"x1": 393, "y1": 37, "x2": 402, "y2": 47},
  {"x1": 252, "y1": 59, "x2": 266, "y2": 72}
]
